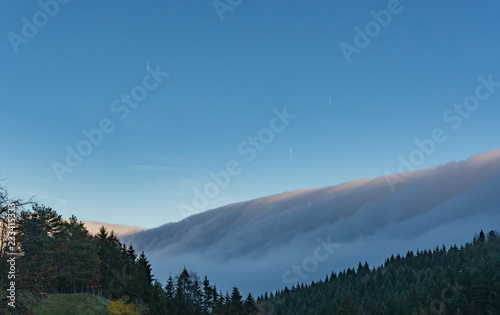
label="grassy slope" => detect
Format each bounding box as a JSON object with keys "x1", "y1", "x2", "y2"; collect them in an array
[{"x1": 34, "y1": 293, "x2": 108, "y2": 315}]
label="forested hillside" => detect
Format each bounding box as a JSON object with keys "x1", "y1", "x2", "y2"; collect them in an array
[
  {"x1": 260, "y1": 230, "x2": 500, "y2": 314},
  {"x1": 0, "y1": 188, "x2": 257, "y2": 314}
]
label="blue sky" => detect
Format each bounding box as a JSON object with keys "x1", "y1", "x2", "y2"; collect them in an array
[{"x1": 1, "y1": 0, "x2": 500, "y2": 228}]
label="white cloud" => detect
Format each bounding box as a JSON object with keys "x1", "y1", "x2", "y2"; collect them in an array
[{"x1": 123, "y1": 149, "x2": 500, "y2": 295}]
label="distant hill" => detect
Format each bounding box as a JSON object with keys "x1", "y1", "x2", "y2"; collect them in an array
[{"x1": 84, "y1": 221, "x2": 147, "y2": 237}]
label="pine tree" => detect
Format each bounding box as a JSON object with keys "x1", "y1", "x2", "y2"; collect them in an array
[
  {"x1": 202, "y1": 276, "x2": 213, "y2": 314},
  {"x1": 244, "y1": 293, "x2": 258, "y2": 314},
  {"x1": 165, "y1": 274, "x2": 175, "y2": 313},
  {"x1": 17, "y1": 204, "x2": 66, "y2": 292},
  {"x1": 229, "y1": 287, "x2": 243, "y2": 314}
]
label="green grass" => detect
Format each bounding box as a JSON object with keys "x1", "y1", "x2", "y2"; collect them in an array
[{"x1": 33, "y1": 293, "x2": 109, "y2": 315}]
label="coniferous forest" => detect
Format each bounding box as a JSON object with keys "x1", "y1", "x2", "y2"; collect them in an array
[
  {"x1": 1, "y1": 187, "x2": 499, "y2": 314},
  {"x1": 261, "y1": 229, "x2": 500, "y2": 314}
]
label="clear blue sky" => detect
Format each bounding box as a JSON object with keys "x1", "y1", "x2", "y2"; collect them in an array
[{"x1": 2, "y1": 0, "x2": 500, "y2": 228}]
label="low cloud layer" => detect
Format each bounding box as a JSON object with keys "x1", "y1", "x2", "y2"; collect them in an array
[
  {"x1": 85, "y1": 221, "x2": 147, "y2": 237},
  {"x1": 123, "y1": 150, "x2": 500, "y2": 295}
]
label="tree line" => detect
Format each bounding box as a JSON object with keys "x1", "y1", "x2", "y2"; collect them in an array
[
  {"x1": 259, "y1": 230, "x2": 500, "y2": 314},
  {"x1": 0, "y1": 203, "x2": 260, "y2": 314},
  {"x1": 0, "y1": 188, "x2": 258, "y2": 314}
]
